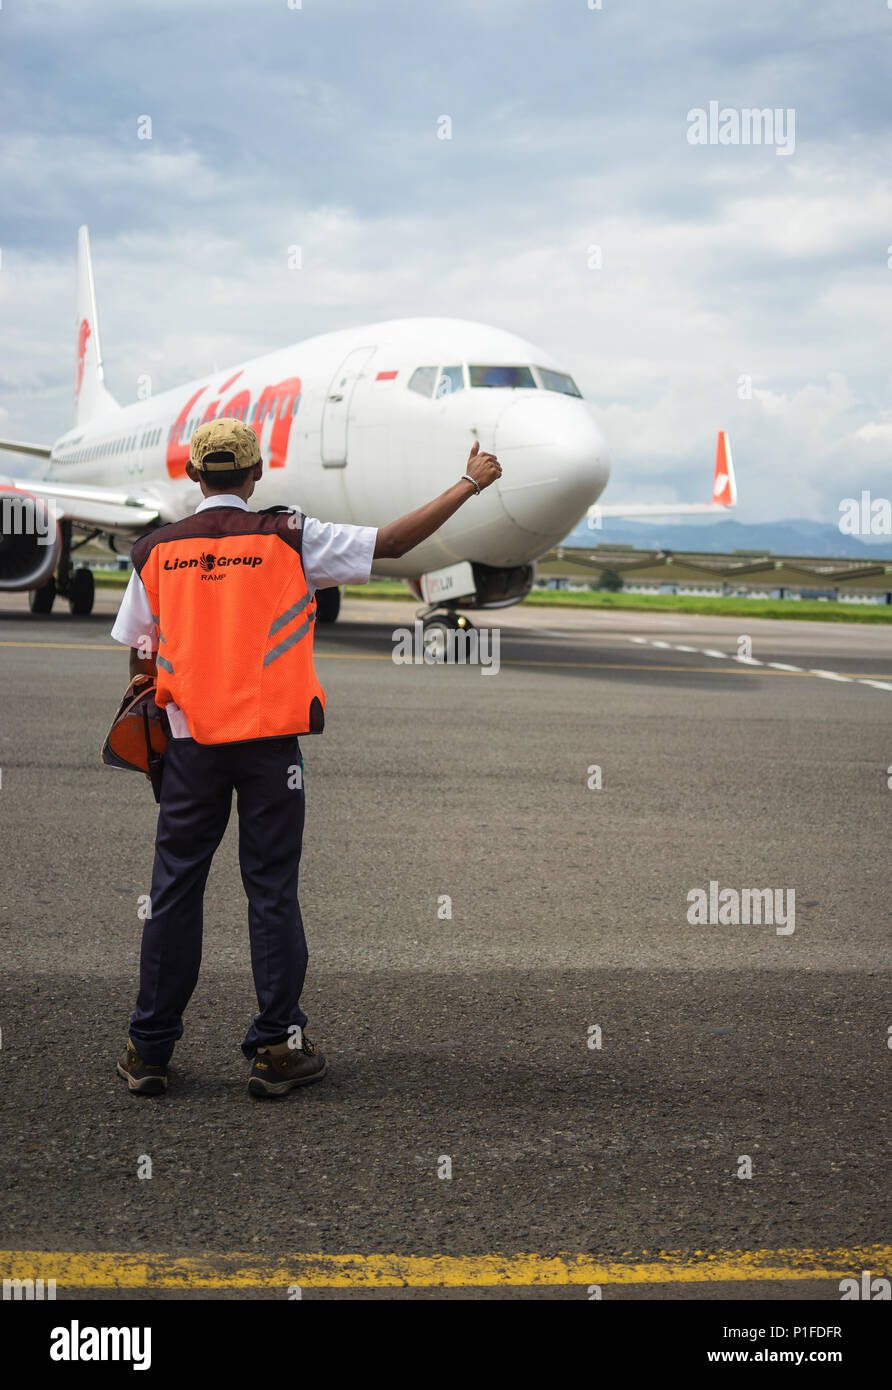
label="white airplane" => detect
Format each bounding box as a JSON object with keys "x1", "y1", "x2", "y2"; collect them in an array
[{"x1": 0, "y1": 227, "x2": 736, "y2": 629}]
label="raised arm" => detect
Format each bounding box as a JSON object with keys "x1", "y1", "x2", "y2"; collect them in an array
[{"x1": 373, "y1": 442, "x2": 501, "y2": 560}]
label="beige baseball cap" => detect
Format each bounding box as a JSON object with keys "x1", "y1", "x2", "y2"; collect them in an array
[{"x1": 190, "y1": 419, "x2": 261, "y2": 471}]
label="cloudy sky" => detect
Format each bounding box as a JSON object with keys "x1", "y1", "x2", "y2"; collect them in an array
[{"x1": 1, "y1": 0, "x2": 890, "y2": 521}]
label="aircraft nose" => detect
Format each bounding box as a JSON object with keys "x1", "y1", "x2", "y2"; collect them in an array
[{"x1": 493, "y1": 396, "x2": 610, "y2": 542}]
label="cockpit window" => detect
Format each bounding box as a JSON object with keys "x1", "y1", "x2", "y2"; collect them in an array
[
  {"x1": 468, "y1": 365, "x2": 536, "y2": 389},
  {"x1": 536, "y1": 367, "x2": 582, "y2": 397},
  {"x1": 409, "y1": 366, "x2": 438, "y2": 397},
  {"x1": 435, "y1": 366, "x2": 464, "y2": 396}
]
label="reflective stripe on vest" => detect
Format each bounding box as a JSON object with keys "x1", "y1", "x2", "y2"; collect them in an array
[
  {"x1": 265, "y1": 594, "x2": 315, "y2": 667},
  {"x1": 151, "y1": 612, "x2": 174, "y2": 672}
]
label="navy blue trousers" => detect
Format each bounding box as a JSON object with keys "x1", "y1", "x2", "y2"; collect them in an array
[{"x1": 129, "y1": 734, "x2": 308, "y2": 1065}]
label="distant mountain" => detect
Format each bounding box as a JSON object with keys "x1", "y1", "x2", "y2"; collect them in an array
[{"x1": 561, "y1": 517, "x2": 892, "y2": 562}]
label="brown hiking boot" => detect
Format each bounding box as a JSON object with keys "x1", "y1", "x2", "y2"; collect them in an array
[
  {"x1": 116, "y1": 1038, "x2": 168, "y2": 1095},
  {"x1": 247, "y1": 1033, "x2": 327, "y2": 1097}
]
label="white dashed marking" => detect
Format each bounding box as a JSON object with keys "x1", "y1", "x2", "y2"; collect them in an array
[
  {"x1": 809, "y1": 669, "x2": 852, "y2": 683},
  {"x1": 623, "y1": 638, "x2": 892, "y2": 693}
]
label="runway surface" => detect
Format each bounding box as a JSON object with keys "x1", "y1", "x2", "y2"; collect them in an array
[{"x1": 0, "y1": 591, "x2": 889, "y2": 1299}]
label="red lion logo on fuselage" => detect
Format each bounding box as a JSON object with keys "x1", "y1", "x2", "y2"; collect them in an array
[{"x1": 164, "y1": 372, "x2": 301, "y2": 479}]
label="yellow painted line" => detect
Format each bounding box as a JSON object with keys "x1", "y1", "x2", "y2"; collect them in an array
[
  {"x1": 0, "y1": 640, "x2": 888, "y2": 683},
  {"x1": 0, "y1": 640, "x2": 121, "y2": 652},
  {"x1": 0, "y1": 1246, "x2": 888, "y2": 1289}
]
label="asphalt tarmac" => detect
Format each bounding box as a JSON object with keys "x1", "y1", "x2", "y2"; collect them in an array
[{"x1": 0, "y1": 591, "x2": 889, "y2": 1300}]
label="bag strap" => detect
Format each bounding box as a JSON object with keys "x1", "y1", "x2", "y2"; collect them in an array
[{"x1": 142, "y1": 701, "x2": 164, "y2": 805}]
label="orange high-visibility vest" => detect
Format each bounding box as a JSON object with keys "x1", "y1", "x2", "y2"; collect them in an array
[{"x1": 132, "y1": 507, "x2": 325, "y2": 745}]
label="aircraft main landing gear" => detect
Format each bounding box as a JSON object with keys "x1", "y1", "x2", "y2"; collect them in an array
[
  {"x1": 68, "y1": 565, "x2": 95, "y2": 616},
  {"x1": 29, "y1": 576, "x2": 56, "y2": 614},
  {"x1": 29, "y1": 521, "x2": 97, "y2": 616},
  {"x1": 315, "y1": 586, "x2": 341, "y2": 624}
]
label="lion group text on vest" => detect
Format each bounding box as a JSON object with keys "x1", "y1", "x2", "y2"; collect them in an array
[{"x1": 163, "y1": 552, "x2": 264, "y2": 571}]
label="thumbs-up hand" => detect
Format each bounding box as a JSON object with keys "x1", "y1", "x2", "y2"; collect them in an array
[{"x1": 463, "y1": 439, "x2": 502, "y2": 491}]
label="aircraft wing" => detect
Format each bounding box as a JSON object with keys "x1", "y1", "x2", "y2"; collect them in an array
[
  {"x1": 0, "y1": 473, "x2": 170, "y2": 536},
  {"x1": 0, "y1": 438, "x2": 53, "y2": 461},
  {"x1": 590, "y1": 430, "x2": 737, "y2": 519}
]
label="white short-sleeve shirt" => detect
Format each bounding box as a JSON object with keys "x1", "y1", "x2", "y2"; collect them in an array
[{"x1": 110, "y1": 495, "x2": 377, "y2": 738}]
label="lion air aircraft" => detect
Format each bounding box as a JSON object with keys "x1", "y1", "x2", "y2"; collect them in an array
[{"x1": 0, "y1": 227, "x2": 736, "y2": 621}]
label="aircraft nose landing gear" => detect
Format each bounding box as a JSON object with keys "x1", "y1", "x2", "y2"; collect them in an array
[{"x1": 419, "y1": 605, "x2": 474, "y2": 664}]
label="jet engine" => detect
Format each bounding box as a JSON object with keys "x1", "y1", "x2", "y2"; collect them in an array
[{"x1": 0, "y1": 484, "x2": 61, "y2": 590}]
